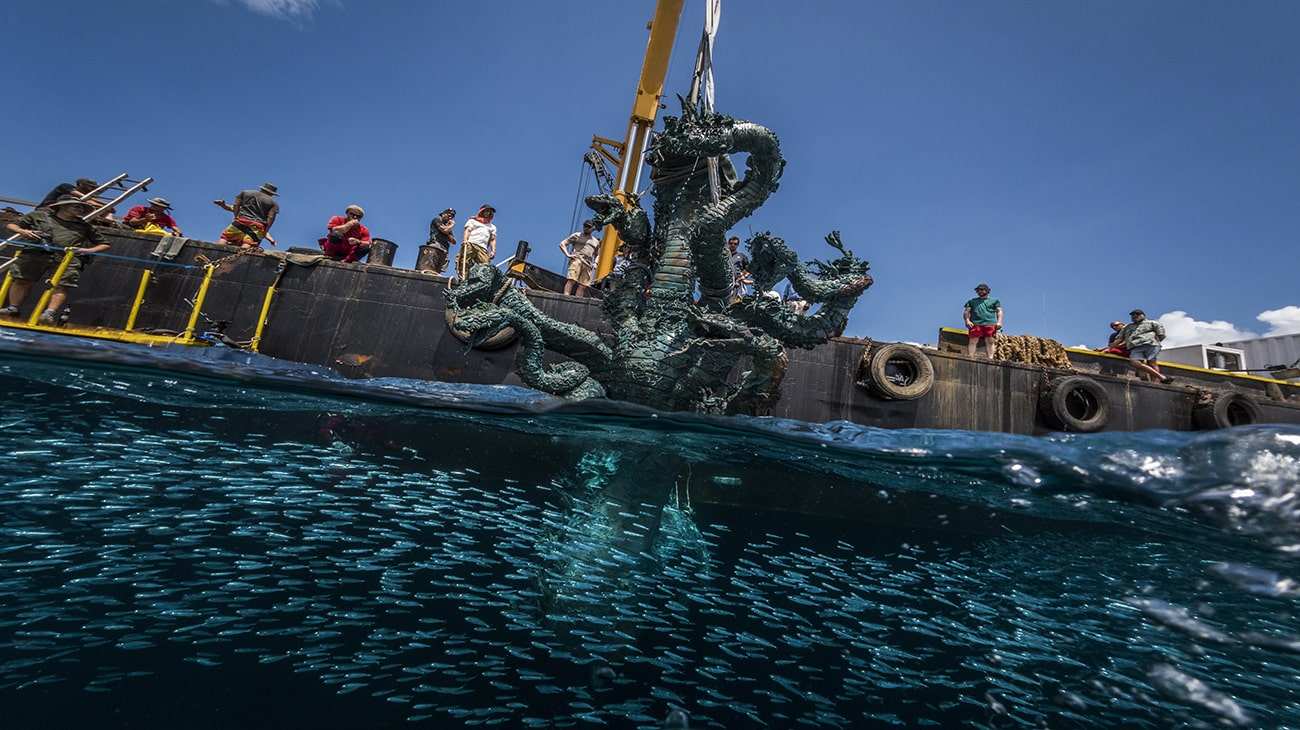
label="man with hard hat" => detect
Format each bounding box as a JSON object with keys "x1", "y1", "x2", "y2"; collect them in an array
[
  {"x1": 123, "y1": 197, "x2": 182, "y2": 237},
  {"x1": 2, "y1": 196, "x2": 111, "y2": 324},
  {"x1": 320, "y1": 204, "x2": 372, "y2": 263}
]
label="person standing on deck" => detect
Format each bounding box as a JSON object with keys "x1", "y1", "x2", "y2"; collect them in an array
[
  {"x1": 963, "y1": 283, "x2": 1003, "y2": 359},
  {"x1": 457, "y1": 204, "x2": 496, "y2": 280},
  {"x1": 213, "y1": 182, "x2": 279, "y2": 249},
  {"x1": 558, "y1": 220, "x2": 600, "y2": 295},
  {"x1": 37, "y1": 178, "x2": 99, "y2": 209},
  {"x1": 123, "y1": 197, "x2": 182, "y2": 237},
  {"x1": 1, "y1": 197, "x2": 110, "y2": 324},
  {"x1": 319, "y1": 205, "x2": 372, "y2": 263},
  {"x1": 727, "y1": 235, "x2": 752, "y2": 303},
  {"x1": 1120, "y1": 309, "x2": 1173, "y2": 383},
  {"x1": 424, "y1": 208, "x2": 456, "y2": 274}
]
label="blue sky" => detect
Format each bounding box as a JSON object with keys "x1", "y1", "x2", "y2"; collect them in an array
[{"x1": 4, "y1": 0, "x2": 1298, "y2": 347}]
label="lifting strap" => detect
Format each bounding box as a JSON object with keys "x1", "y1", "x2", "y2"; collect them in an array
[{"x1": 687, "y1": 0, "x2": 723, "y2": 203}]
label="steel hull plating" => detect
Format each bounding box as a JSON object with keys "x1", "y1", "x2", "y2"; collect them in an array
[{"x1": 9, "y1": 229, "x2": 1299, "y2": 434}]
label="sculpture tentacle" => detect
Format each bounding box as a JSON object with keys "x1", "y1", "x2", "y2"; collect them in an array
[{"x1": 444, "y1": 107, "x2": 873, "y2": 417}]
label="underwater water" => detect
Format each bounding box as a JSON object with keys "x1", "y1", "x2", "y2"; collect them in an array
[{"x1": 0, "y1": 331, "x2": 1298, "y2": 728}]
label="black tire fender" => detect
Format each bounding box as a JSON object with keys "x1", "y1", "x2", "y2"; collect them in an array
[
  {"x1": 1193, "y1": 392, "x2": 1260, "y2": 430},
  {"x1": 857, "y1": 343, "x2": 935, "y2": 400},
  {"x1": 1038, "y1": 375, "x2": 1110, "y2": 432},
  {"x1": 444, "y1": 308, "x2": 519, "y2": 351}
]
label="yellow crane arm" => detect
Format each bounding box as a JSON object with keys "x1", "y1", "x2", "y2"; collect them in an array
[{"x1": 593, "y1": 0, "x2": 686, "y2": 281}]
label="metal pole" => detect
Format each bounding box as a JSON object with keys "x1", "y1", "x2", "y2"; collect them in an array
[
  {"x1": 181, "y1": 265, "x2": 215, "y2": 342},
  {"x1": 0, "y1": 270, "x2": 14, "y2": 307},
  {"x1": 124, "y1": 270, "x2": 152, "y2": 331},
  {"x1": 84, "y1": 178, "x2": 153, "y2": 222},
  {"x1": 0, "y1": 196, "x2": 37, "y2": 208},
  {"x1": 28, "y1": 248, "x2": 77, "y2": 326},
  {"x1": 77, "y1": 173, "x2": 129, "y2": 202}
]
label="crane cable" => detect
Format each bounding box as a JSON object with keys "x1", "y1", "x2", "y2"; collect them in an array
[{"x1": 686, "y1": 0, "x2": 723, "y2": 203}]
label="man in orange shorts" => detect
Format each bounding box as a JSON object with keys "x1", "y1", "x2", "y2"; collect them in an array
[
  {"x1": 213, "y1": 182, "x2": 279, "y2": 248},
  {"x1": 963, "y1": 282, "x2": 1003, "y2": 359}
]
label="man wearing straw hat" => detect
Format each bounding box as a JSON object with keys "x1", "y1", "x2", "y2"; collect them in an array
[
  {"x1": 213, "y1": 182, "x2": 279, "y2": 248},
  {"x1": 2, "y1": 196, "x2": 111, "y2": 324},
  {"x1": 123, "y1": 197, "x2": 182, "y2": 237},
  {"x1": 319, "y1": 204, "x2": 372, "y2": 263}
]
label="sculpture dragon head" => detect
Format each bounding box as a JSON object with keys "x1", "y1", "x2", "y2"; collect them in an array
[
  {"x1": 647, "y1": 101, "x2": 740, "y2": 196},
  {"x1": 748, "y1": 230, "x2": 873, "y2": 301},
  {"x1": 444, "y1": 263, "x2": 506, "y2": 312}
]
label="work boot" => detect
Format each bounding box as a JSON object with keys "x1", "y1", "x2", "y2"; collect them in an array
[
  {"x1": 0, "y1": 305, "x2": 18, "y2": 318},
  {"x1": 37, "y1": 309, "x2": 58, "y2": 326}
]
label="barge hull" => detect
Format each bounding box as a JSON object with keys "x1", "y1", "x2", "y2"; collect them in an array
[{"x1": 10, "y1": 230, "x2": 1298, "y2": 434}]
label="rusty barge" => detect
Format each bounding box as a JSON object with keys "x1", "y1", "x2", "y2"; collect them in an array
[{"x1": 3, "y1": 228, "x2": 1296, "y2": 435}]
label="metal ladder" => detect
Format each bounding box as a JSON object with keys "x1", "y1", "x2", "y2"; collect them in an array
[{"x1": 1, "y1": 172, "x2": 155, "y2": 271}]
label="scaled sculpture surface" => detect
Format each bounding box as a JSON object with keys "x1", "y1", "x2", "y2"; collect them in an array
[{"x1": 446, "y1": 106, "x2": 873, "y2": 416}]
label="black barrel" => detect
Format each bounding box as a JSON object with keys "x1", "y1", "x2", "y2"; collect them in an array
[
  {"x1": 369, "y1": 238, "x2": 398, "y2": 267},
  {"x1": 416, "y1": 244, "x2": 447, "y2": 274}
]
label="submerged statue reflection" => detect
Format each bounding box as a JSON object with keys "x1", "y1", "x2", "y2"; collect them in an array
[{"x1": 447, "y1": 105, "x2": 873, "y2": 416}]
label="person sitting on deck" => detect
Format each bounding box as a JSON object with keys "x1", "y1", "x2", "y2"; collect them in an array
[
  {"x1": 1119, "y1": 309, "x2": 1174, "y2": 383},
  {"x1": 457, "y1": 204, "x2": 496, "y2": 280},
  {"x1": 424, "y1": 208, "x2": 456, "y2": 274},
  {"x1": 1097, "y1": 320, "x2": 1129, "y2": 356},
  {"x1": 1, "y1": 197, "x2": 111, "y2": 325},
  {"x1": 319, "y1": 205, "x2": 373, "y2": 263},
  {"x1": 123, "y1": 197, "x2": 182, "y2": 237},
  {"x1": 213, "y1": 182, "x2": 279, "y2": 249},
  {"x1": 558, "y1": 219, "x2": 600, "y2": 295},
  {"x1": 963, "y1": 282, "x2": 1003, "y2": 359}
]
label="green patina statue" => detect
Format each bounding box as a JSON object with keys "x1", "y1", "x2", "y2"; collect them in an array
[{"x1": 446, "y1": 105, "x2": 873, "y2": 416}]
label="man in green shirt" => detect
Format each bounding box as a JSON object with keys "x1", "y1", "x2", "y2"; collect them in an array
[
  {"x1": 2, "y1": 197, "x2": 111, "y2": 325},
  {"x1": 963, "y1": 282, "x2": 1003, "y2": 359},
  {"x1": 1119, "y1": 309, "x2": 1173, "y2": 383}
]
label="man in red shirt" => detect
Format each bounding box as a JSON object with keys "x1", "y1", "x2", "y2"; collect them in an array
[
  {"x1": 319, "y1": 205, "x2": 372, "y2": 263},
  {"x1": 123, "y1": 197, "x2": 182, "y2": 236}
]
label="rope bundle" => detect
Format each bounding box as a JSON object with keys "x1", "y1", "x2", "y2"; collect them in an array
[{"x1": 993, "y1": 333, "x2": 1074, "y2": 370}]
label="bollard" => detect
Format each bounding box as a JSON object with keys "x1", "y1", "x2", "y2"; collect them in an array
[{"x1": 369, "y1": 238, "x2": 398, "y2": 267}]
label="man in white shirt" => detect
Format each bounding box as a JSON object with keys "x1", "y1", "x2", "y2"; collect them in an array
[
  {"x1": 558, "y1": 219, "x2": 601, "y2": 295},
  {"x1": 457, "y1": 203, "x2": 497, "y2": 280}
]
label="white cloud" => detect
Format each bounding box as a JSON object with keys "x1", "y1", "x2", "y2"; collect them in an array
[
  {"x1": 1157, "y1": 310, "x2": 1257, "y2": 347},
  {"x1": 1157, "y1": 305, "x2": 1300, "y2": 347},
  {"x1": 221, "y1": 0, "x2": 322, "y2": 21},
  {"x1": 1257, "y1": 306, "x2": 1300, "y2": 337}
]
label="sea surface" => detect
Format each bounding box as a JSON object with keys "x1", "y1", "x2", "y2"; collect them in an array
[{"x1": 0, "y1": 329, "x2": 1298, "y2": 728}]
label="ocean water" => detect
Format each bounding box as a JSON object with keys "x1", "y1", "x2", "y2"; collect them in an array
[{"x1": 1, "y1": 330, "x2": 1298, "y2": 728}]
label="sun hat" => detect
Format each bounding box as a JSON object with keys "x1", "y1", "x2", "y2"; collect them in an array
[
  {"x1": 147, "y1": 197, "x2": 172, "y2": 209},
  {"x1": 260, "y1": 183, "x2": 279, "y2": 196},
  {"x1": 345, "y1": 204, "x2": 365, "y2": 216}
]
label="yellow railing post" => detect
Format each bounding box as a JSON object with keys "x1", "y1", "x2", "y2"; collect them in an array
[
  {"x1": 180, "y1": 264, "x2": 215, "y2": 343},
  {"x1": 124, "y1": 269, "x2": 152, "y2": 331},
  {"x1": 28, "y1": 248, "x2": 76, "y2": 326},
  {"x1": 0, "y1": 269, "x2": 14, "y2": 311},
  {"x1": 249, "y1": 283, "x2": 277, "y2": 353}
]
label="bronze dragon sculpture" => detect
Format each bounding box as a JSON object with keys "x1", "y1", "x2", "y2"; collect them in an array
[{"x1": 447, "y1": 105, "x2": 873, "y2": 416}]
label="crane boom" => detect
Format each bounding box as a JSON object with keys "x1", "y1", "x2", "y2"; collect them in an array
[{"x1": 591, "y1": 0, "x2": 686, "y2": 281}]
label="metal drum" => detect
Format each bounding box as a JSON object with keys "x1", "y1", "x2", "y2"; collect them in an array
[
  {"x1": 369, "y1": 238, "x2": 398, "y2": 267},
  {"x1": 415, "y1": 244, "x2": 448, "y2": 274}
]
